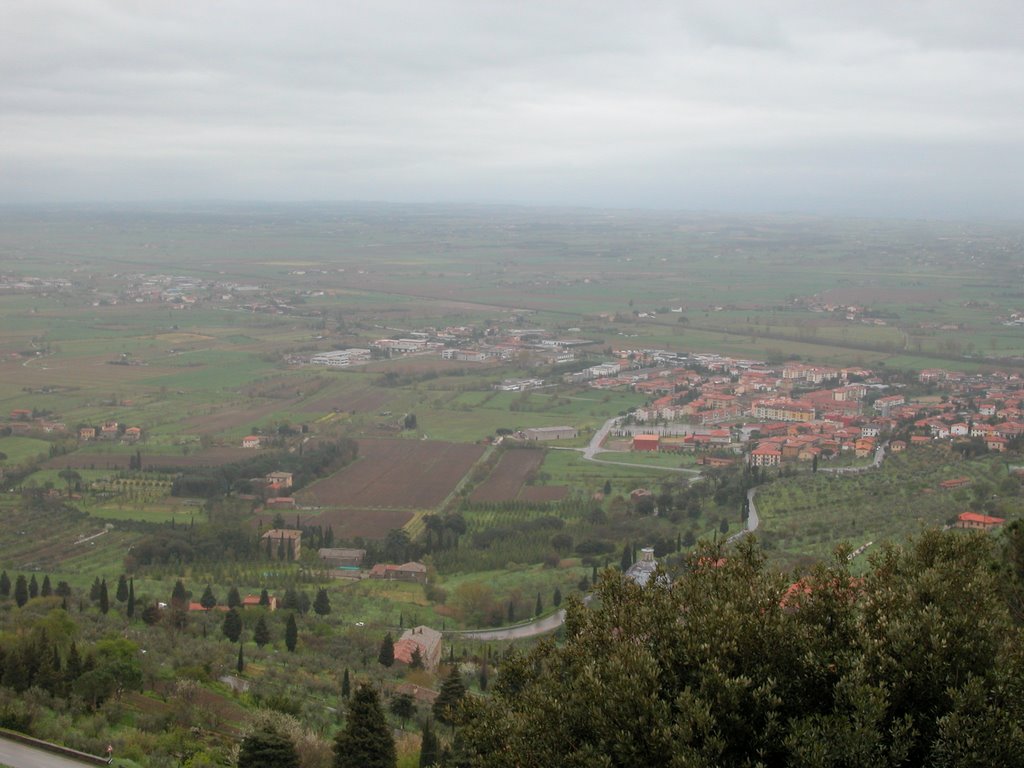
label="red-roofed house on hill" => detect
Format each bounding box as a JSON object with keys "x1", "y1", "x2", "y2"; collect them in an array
[
  {"x1": 393, "y1": 626, "x2": 443, "y2": 671},
  {"x1": 955, "y1": 512, "x2": 1005, "y2": 531}
]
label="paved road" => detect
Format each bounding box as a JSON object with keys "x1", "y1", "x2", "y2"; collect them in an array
[
  {"x1": 725, "y1": 485, "x2": 762, "y2": 545},
  {"x1": 819, "y1": 441, "x2": 889, "y2": 475},
  {"x1": 455, "y1": 608, "x2": 571, "y2": 641},
  {"x1": 0, "y1": 738, "x2": 103, "y2": 768},
  {"x1": 567, "y1": 416, "x2": 701, "y2": 476}
]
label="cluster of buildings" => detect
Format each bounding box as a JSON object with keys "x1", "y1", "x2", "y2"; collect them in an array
[
  {"x1": 599, "y1": 353, "x2": 1023, "y2": 467},
  {"x1": 4, "y1": 408, "x2": 66, "y2": 435},
  {"x1": 78, "y1": 421, "x2": 142, "y2": 442}
]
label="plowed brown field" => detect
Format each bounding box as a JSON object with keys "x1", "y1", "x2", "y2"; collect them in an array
[{"x1": 295, "y1": 438, "x2": 484, "y2": 508}]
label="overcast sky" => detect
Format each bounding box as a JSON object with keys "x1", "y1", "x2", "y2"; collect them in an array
[{"x1": 3, "y1": 1, "x2": 1023, "y2": 218}]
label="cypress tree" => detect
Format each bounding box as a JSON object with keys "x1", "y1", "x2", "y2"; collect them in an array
[
  {"x1": 296, "y1": 591, "x2": 310, "y2": 615},
  {"x1": 535, "y1": 592, "x2": 543, "y2": 616},
  {"x1": 99, "y1": 578, "x2": 109, "y2": 614},
  {"x1": 432, "y1": 668, "x2": 467, "y2": 728},
  {"x1": 410, "y1": 647, "x2": 424, "y2": 670},
  {"x1": 28, "y1": 574, "x2": 38, "y2": 599},
  {"x1": 89, "y1": 577, "x2": 101, "y2": 601},
  {"x1": 227, "y1": 586, "x2": 242, "y2": 609},
  {"x1": 313, "y1": 587, "x2": 331, "y2": 616},
  {"x1": 115, "y1": 574, "x2": 129, "y2": 603},
  {"x1": 378, "y1": 632, "x2": 394, "y2": 667},
  {"x1": 126, "y1": 579, "x2": 135, "y2": 618},
  {"x1": 171, "y1": 579, "x2": 187, "y2": 609},
  {"x1": 0, "y1": 570, "x2": 9, "y2": 597},
  {"x1": 254, "y1": 616, "x2": 271, "y2": 648},
  {"x1": 333, "y1": 685, "x2": 396, "y2": 768},
  {"x1": 620, "y1": 543, "x2": 633, "y2": 571},
  {"x1": 259, "y1": 588, "x2": 270, "y2": 607},
  {"x1": 236, "y1": 643, "x2": 245, "y2": 674},
  {"x1": 341, "y1": 668, "x2": 351, "y2": 699},
  {"x1": 223, "y1": 608, "x2": 243, "y2": 642},
  {"x1": 41, "y1": 575, "x2": 52, "y2": 598},
  {"x1": 419, "y1": 720, "x2": 439, "y2": 768},
  {"x1": 200, "y1": 584, "x2": 217, "y2": 611},
  {"x1": 553, "y1": 586, "x2": 562, "y2": 607},
  {"x1": 285, "y1": 613, "x2": 298, "y2": 653},
  {"x1": 14, "y1": 575, "x2": 28, "y2": 607}
]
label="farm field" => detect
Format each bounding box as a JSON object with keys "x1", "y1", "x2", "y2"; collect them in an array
[
  {"x1": 43, "y1": 446, "x2": 256, "y2": 471},
  {"x1": 295, "y1": 438, "x2": 486, "y2": 509},
  {"x1": 755, "y1": 448, "x2": 1024, "y2": 567},
  {"x1": 296, "y1": 507, "x2": 414, "y2": 539},
  {"x1": 469, "y1": 449, "x2": 545, "y2": 503}
]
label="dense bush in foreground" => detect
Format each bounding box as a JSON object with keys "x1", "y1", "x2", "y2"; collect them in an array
[{"x1": 458, "y1": 530, "x2": 1024, "y2": 767}]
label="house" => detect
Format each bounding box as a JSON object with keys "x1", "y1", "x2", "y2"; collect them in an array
[
  {"x1": 79, "y1": 427, "x2": 96, "y2": 441},
  {"x1": 123, "y1": 426, "x2": 142, "y2": 442},
  {"x1": 100, "y1": 422, "x2": 120, "y2": 439},
  {"x1": 938, "y1": 477, "x2": 972, "y2": 490},
  {"x1": 749, "y1": 445, "x2": 782, "y2": 467},
  {"x1": 241, "y1": 594, "x2": 278, "y2": 611},
  {"x1": 521, "y1": 426, "x2": 578, "y2": 441},
  {"x1": 632, "y1": 434, "x2": 660, "y2": 452},
  {"x1": 985, "y1": 435, "x2": 1008, "y2": 452},
  {"x1": 318, "y1": 548, "x2": 366, "y2": 568},
  {"x1": 393, "y1": 626, "x2": 444, "y2": 671},
  {"x1": 242, "y1": 435, "x2": 262, "y2": 449},
  {"x1": 890, "y1": 440, "x2": 907, "y2": 453},
  {"x1": 265, "y1": 471, "x2": 293, "y2": 488},
  {"x1": 261, "y1": 529, "x2": 302, "y2": 560},
  {"x1": 368, "y1": 561, "x2": 428, "y2": 583},
  {"x1": 955, "y1": 512, "x2": 1005, "y2": 531}
]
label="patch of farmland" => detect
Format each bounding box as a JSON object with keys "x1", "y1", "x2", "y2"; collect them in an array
[
  {"x1": 297, "y1": 507, "x2": 414, "y2": 539},
  {"x1": 0, "y1": 504, "x2": 140, "y2": 573},
  {"x1": 296, "y1": 438, "x2": 484, "y2": 508},
  {"x1": 299, "y1": 387, "x2": 392, "y2": 414},
  {"x1": 44, "y1": 446, "x2": 255, "y2": 470},
  {"x1": 180, "y1": 396, "x2": 301, "y2": 435},
  {"x1": 519, "y1": 485, "x2": 569, "y2": 503},
  {"x1": 469, "y1": 449, "x2": 545, "y2": 503}
]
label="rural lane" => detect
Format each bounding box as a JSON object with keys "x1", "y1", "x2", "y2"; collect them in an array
[
  {"x1": 454, "y1": 607, "x2": 573, "y2": 641},
  {"x1": 0, "y1": 737, "x2": 105, "y2": 768}
]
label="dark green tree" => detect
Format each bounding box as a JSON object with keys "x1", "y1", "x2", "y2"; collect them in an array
[
  {"x1": 41, "y1": 575, "x2": 52, "y2": 598},
  {"x1": 535, "y1": 592, "x2": 543, "y2": 616},
  {"x1": 89, "y1": 576, "x2": 101, "y2": 602},
  {"x1": 333, "y1": 685, "x2": 396, "y2": 768},
  {"x1": 223, "y1": 608, "x2": 243, "y2": 642},
  {"x1": 314, "y1": 587, "x2": 331, "y2": 615},
  {"x1": 253, "y1": 616, "x2": 271, "y2": 648},
  {"x1": 285, "y1": 613, "x2": 298, "y2": 653},
  {"x1": 341, "y1": 668, "x2": 351, "y2": 699},
  {"x1": 553, "y1": 586, "x2": 562, "y2": 607},
  {"x1": 126, "y1": 579, "x2": 135, "y2": 618},
  {"x1": 28, "y1": 574, "x2": 38, "y2": 599},
  {"x1": 227, "y1": 585, "x2": 242, "y2": 609},
  {"x1": 419, "y1": 719, "x2": 439, "y2": 768},
  {"x1": 170, "y1": 579, "x2": 187, "y2": 609},
  {"x1": 296, "y1": 591, "x2": 311, "y2": 615},
  {"x1": 0, "y1": 570, "x2": 9, "y2": 597},
  {"x1": 238, "y1": 728, "x2": 300, "y2": 768},
  {"x1": 259, "y1": 588, "x2": 270, "y2": 607},
  {"x1": 390, "y1": 692, "x2": 415, "y2": 729},
  {"x1": 14, "y1": 575, "x2": 28, "y2": 607},
  {"x1": 200, "y1": 583, "x2": 217, "y2": 611},
  {"x1": 378, "y1": 632, "x2": 395, "y2": 667},
  {"x1": 432, "y1": 668, "x2": 467, "y2": 728},
  {"x1": 237, "y1": 643, "x2": 245, "y2": 674},
  {"x1": 98, "y1": 578, "x2": 109, "y2": 614},
  {"x1": 410, "y1": 647, "x2": 424, "y2": 670},
  {"x1": 458, "y1": 533, "x2": 1024, "y2": 767},
  {"x1": 115, "y1": 574, "x2": 129, "y2": 603},
  {"x1": 620, "y1": 543, "x2": 633, "y2": 571},
  {"x1": 603, "y1": 479, "x2": 612, "y2": 495}
]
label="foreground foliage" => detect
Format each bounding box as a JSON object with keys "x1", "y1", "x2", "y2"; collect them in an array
[{"x1": 458, "y1": 531, "x2": 1024, "y2": 767}]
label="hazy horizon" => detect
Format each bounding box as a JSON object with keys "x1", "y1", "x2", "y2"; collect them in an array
[{"x1": 4, "y1": 2, "x2": 1023, "y2": 220}]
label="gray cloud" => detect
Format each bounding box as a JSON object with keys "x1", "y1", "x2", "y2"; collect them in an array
[{"x1": 2, "y1": 1, "x2": 1022, "y2": 217}]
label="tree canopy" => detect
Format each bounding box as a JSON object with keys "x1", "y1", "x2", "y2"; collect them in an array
[
  {"x1": 457, "y1": 532, "x2": 1024, "y2": 767},
  {"x1": 333, "y1": 684, "x2": 396, "y2": 768}
]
